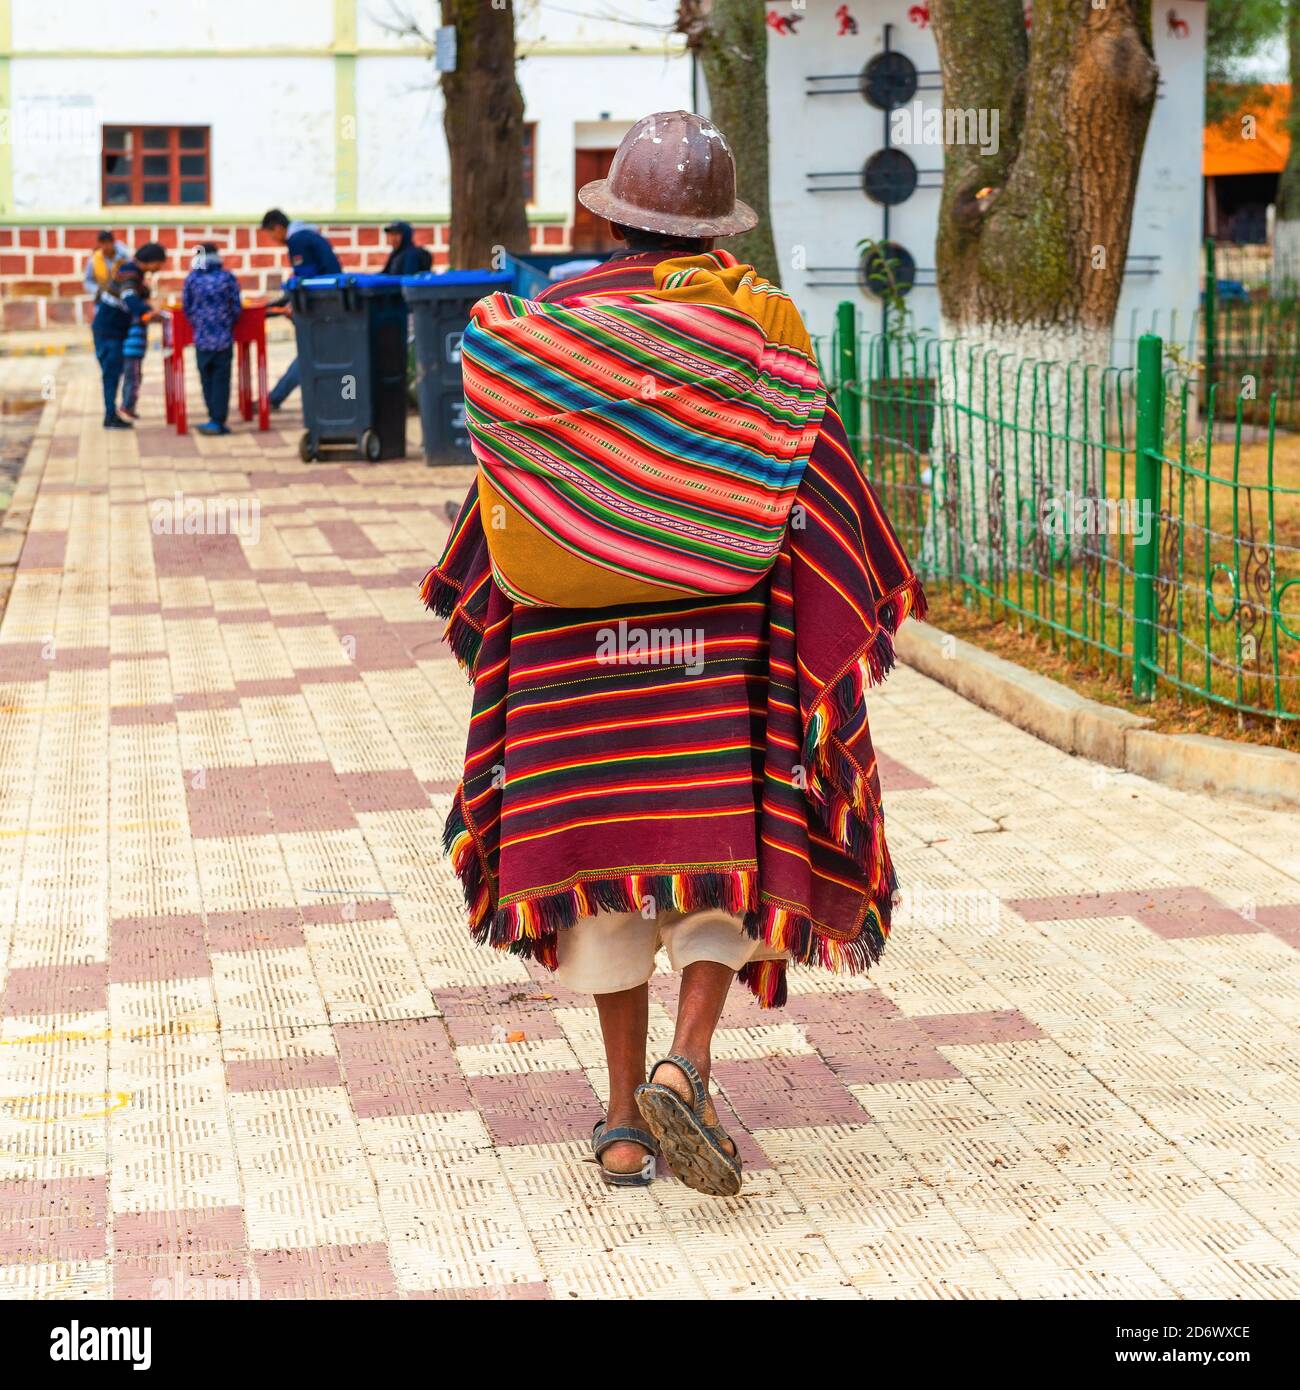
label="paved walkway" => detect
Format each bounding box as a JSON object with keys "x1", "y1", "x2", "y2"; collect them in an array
[{"x1": 2, "y1": 357, "x2": 1299, "y2": 1300}]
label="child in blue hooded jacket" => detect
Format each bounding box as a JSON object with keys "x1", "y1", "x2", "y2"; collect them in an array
[{"x1": 182, "y1": 243, "x2": 243, "y2": 435}]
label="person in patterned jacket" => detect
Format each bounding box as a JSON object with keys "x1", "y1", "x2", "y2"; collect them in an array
[{"x1": 181, "y1": 243, "x2": 243, "y2": 436}]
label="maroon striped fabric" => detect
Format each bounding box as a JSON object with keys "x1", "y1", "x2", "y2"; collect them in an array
[{"x1": 423, "y1": 253, "x2": 925, "y2": 1006}]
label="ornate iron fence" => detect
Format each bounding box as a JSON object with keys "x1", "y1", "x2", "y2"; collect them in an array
[{"x1": 818, "y1": 305, "x2": 1300, "y2": 722}]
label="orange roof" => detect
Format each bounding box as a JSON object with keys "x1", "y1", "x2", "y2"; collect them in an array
[{"x1": 1204, "y1": 84, "x2": 1291, "y2": 177}]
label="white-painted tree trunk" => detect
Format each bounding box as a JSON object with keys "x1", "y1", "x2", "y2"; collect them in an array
[
  {"x1": 1273, "y1": 219, "x2": 1300, "y2": 293},
  {"x1": 922, "y1": 321, "x2": 1114, "y2": 586}
]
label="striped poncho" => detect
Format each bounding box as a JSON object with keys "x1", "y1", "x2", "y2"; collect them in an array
[{"x1": 423, "y1": 251, "x2": 925, "y2": 1007}]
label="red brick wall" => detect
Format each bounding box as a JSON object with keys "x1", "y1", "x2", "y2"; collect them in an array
[{"x1": 0, "y1": 220, "x2": 574, "y2": 331}]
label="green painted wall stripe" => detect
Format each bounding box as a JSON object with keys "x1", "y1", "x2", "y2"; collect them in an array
[{"x1": 334, "y1": 0, "x2": 358, "y2": 214}]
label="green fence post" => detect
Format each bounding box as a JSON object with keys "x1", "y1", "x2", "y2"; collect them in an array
[
  {"x1": 1132, "y1": 333, "x2": 1164, "y2": 700},
  {"x1": 1203, "y1": 238, "x2": 1217, "y2": 406},
  {"x1": 836, "y1": 300, "x2": 862, "y2": 464}
]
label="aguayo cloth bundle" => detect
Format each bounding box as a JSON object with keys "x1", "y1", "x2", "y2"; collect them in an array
[
  {"x1": 463, "y1": 251, "x2": 825, "y2": 606},
  {"x1": 422, "y1": 251, "x2": 925, "y2": 1007}
]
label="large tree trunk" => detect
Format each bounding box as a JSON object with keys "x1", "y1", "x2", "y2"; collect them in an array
[
  {"x1": 927, "y1": 1, "x2": 1157, "y2": 576},
  {"x1": 1275, "y1": 3, "x2": 1300, "y2": 287},
  {"x1": 440, "y1": 0, "x2": 529, "y2": 269},
  {"x1": 931, "y1": 0, "x2": 1157, "y2": 362},
  {"x1": 676, "y1": 0, "x2": 781, "y2": 284}
]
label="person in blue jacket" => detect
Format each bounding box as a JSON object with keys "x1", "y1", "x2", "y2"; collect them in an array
[
  {"x1": 182, "y1": 243, "x2": 244, "y2": 435},
  {"x1": 92, "y1": 242, "x2": 166, "y2": 430},
  {"x1": 382, "y1": 221, "x2": 432, "y2": 275},
  {"x1": 261, "y1": 208, "x2": 342, "y2": 409}
]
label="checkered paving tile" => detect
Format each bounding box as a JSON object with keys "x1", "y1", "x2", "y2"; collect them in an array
[{"x1": 1, "y1": 360, "x2": 1299, "y2": 1301}]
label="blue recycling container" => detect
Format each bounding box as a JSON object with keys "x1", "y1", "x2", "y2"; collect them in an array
[
  {"x1": 402, "y1": 270, "x2": 513, "y2": 465},
  {"x1": 289, "y1": 273, "x2": 409, "y2": 463},
  {"x1": 503, "y1": 250, "x2": 609, "y2": 299}
]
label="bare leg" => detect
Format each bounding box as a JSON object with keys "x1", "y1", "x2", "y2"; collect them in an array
[
  {"x1": 593, "y1": 982, "x2": 651, "y2": 1173},
  {"x1": 650, "y1": 960, "x2": 737, "y2": 1157}
]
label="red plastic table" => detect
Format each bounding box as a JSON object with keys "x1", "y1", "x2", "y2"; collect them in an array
[{"x1": 161, "y1": 301, "x2": 270, "y2": 434}]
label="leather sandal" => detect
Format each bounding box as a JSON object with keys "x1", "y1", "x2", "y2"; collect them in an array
[
  {"x1": 591, "y1": 1119, "x2": 658, "y2": 1187},
  {"x1": 635, "y1": 1053, "x2": 742, "y2": 1197}
]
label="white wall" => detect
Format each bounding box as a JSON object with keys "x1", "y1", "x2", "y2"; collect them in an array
[
  {"x1": 765, "y1": 2, "x2": 1207, "y2": 348},
  {"x1": 9, "y1": 58, "x2": 335, "y2": 214},
  {"x1": 520, "y1": 55, "x2": 692, "y2": 215},
  {"x1": 7, "y1": 0, "x2": 691, "y2": 220},
  {"x1": 354, "y1": 55, "x2": 448, "y2": 214}
]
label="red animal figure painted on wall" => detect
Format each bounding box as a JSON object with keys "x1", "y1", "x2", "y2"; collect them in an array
[
  {"x1": 907, "y1": 4, "x2": 929, "y2": 28},
  {"x1": 1167, "y1": 9, "x2": 1189, "y2": 38},
  {"x1": 836, "y1": 4, "x2": 859, "y2": 36},
  {"x1": 766, "y1": 8, "x2": 802, "y2": 35}
]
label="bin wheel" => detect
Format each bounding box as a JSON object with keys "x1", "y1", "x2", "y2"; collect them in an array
[
  {"x1": 298, "y1": 431, "x2": 317, "y2": 463},
  {"x1": 361, "y1": 428, "x2": 383, "y2": 462}
]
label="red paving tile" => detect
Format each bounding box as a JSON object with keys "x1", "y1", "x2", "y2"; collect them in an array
[
  {"x1": 1, "y1": 961, "x2": 109, "y2": 1018},
  {"x1": 111, "y1": 1205, "x2": 252, "y2": 1301},
  {"x1": 250, "y1": 1242, "x2": 398, "y2": 1299},
  {"x1": 713, "y1": 1055, "x2": 871, "y2": 1129},
  {"x1": 468, "y1": 1069, "x2": 603, "y2": 1146},
  {"x1": 109, "y1": 913, "x2": 210, "y2": 984},
  {"x1": 206, "y1": 907, "x2": 308, "y2": 952},
  {"x1": 1010, "y1": 886, "x2": 1263, "y2": 940},
  {"x1": 0, "y1": 1177, "x2": 108, "y2": 1264},
  {"x1": 333, "y1": 1018, "x2": 472, "y2": 1118},
  {"x1": 224, "y1": 1055, "x2": 345, "y2": 1092}
]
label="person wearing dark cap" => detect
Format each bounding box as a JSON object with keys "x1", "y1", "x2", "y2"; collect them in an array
[
  {"x1": 381, "y1": 221, "x2": 432, "y2": 276},
  {"x1": 92, "y1": 242, "x2": 166, "y2": 429}
]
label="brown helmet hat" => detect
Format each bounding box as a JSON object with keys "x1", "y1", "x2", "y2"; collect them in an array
[{"x1": 578, "y1": 110, "x2": 758, "y2": 239}]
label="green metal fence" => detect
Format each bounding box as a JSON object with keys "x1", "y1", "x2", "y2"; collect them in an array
[
  {"x1": 823, "y1": 302, "x2": 1300, "y2": 723},
  {"x1": 1201, "y1": 239, "x2": 1300, "y2": 430}
]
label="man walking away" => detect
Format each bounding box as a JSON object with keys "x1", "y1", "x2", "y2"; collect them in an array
[
  {"x1": 382, "y1": 221, "x2": 432, "y2": 275},
  {"x1": 92, "y1": 242, "x2": 166, "y2": 429},
  {"x1": 260, "y1": 209, "x2": 342, "y2": 409},
  {"x1": 182, "y1": 243, "x2": 243, "y2": 436},
  {"x1": 424, "y1": 112, "x2": 923, "y2": 1197},
  {"x1": 82, "y1": 229, "x2": 132, "y2": 302}
]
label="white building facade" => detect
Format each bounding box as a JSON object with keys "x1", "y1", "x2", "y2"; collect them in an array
[{"x1": 0, "y1": 0, "x2": 1206, "y2": 346}]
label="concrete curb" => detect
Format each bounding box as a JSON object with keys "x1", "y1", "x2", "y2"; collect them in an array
[
  {"x1": 894, "y1": 620, "x2": 1300, "y2": 808},
  {"x1": 0, "y1": 387, "x2": 58, "y2": 617}
]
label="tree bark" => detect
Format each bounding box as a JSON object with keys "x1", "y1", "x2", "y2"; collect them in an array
[
  {"x1": 439, "y1": 0, "x2": 530, "y2": 270},
  {"x1": 927, "y1": 1, "x2": 1158, "y2": 577},
  {"x1": 931, "y1": 0, "x2": 1158, "y2": 356},
  {"x1": 676, "y1": 0, "x2": 782, "y2": 284}
]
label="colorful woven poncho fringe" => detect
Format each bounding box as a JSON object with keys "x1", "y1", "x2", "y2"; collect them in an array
[{"x1": 423, "y1": 251, "x2": 925, "y2": 1008}]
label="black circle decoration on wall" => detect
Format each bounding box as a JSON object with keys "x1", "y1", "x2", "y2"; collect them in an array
[
  {"x1": 862, "y1": 149, "x2": 918, "y2": 206},
  {"x1": 859, "y1": 241, "x2": 916, "y2": 299},
  {"x1": 859, "y1": 52, "x2": 918, "y2": 110}
]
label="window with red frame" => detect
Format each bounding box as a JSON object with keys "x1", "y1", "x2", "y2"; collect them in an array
[
  {"x1": 522, "y1": 122, "x2": 537, "y2": 204},
  {"x1": 102, "y1": 126, "x2": 211, "y2": 206}
]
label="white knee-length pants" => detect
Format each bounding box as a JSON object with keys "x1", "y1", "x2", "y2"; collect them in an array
[{"x1": 553, "y1": 907, "x2": 790, "y2": 995}]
